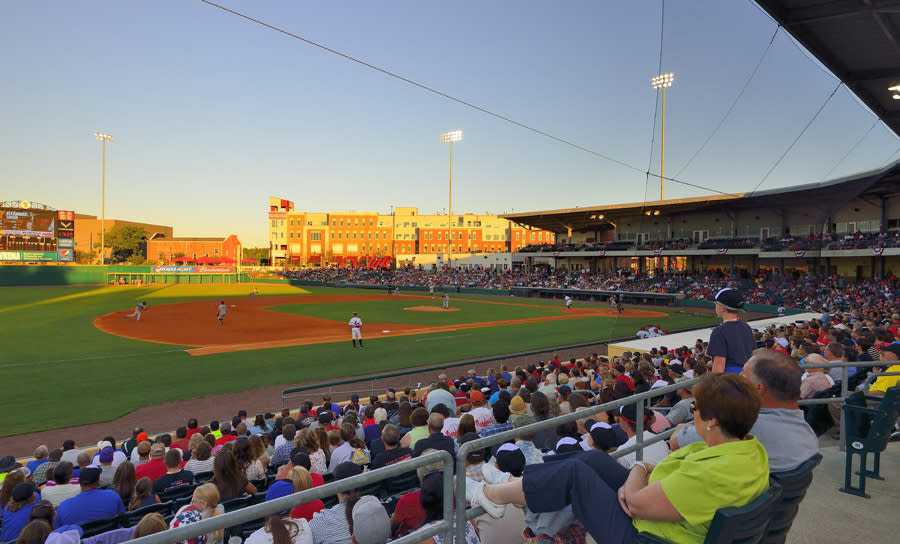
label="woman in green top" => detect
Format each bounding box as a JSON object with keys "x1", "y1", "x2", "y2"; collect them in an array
[{"x1": 470, "y1": 373, "x2": 770, "y2": 544}]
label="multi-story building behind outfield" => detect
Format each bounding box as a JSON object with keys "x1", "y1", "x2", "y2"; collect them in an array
[{"x1": 267, "y1": 197, "x2": 555, "y2": 267}]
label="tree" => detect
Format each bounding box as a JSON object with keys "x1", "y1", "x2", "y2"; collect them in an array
[
  {"x1": 242, "y1": 247, "x2": 269, "y2": 265},
  {"x1": 74, "y1": 250, "x2": 94, "y2": 264},
  {"x1": 97, "y1": 225, "x2": 148, "y2": 262}
]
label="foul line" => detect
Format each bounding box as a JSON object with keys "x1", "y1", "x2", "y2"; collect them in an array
[
  {"x1": 415, "y1": 333, "x2": 473, "y2": 342},
  {"x1": 0, "y1": 349, "x2": 188, "y2": 369}
]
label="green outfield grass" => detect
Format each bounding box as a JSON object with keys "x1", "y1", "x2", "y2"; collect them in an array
[{"x1": 0, "y1": 283, "x2": 719, "y2": 437}]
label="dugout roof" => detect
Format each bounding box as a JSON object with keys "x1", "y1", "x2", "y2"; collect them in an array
[{"x1": 754, "y1": 0, "x2": 900, "y2": 138}]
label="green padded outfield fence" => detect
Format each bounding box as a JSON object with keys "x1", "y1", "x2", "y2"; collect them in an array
[{"x1": 0, "y1": 265, "x2": 251, "y2": 287}]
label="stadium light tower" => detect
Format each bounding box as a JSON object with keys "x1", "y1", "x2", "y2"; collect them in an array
[
  {"x1": 94, "y1": 132, "x2": 114, "y2": 264},
  {"x1": 439, "y1": 130, "x2": 462, "y2": 269},
  {"x1": 651, "y1": 72, "x2": 674, "y2": 201}
]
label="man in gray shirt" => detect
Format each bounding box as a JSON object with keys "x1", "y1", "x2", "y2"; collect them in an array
[
  {"x1": 665, "y1": 385, "x2": 695, "y2": 427},
  {"x1": 672, "y1": 349, "x2": 819, "y2": 472}
]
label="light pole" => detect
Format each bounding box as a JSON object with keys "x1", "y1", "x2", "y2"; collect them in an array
[
  {"x1": 439, "y1": 130, "x2": 462, "y2": 269},
  {"x1": 94, "y1": 132, "x2": 114, "y2": 264},
  {"x1": 651, "y1": 73, "x2": 674, "y2": 201}
]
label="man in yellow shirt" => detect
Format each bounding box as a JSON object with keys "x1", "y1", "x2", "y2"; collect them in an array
[{"x1": 870, "y1": 343, "x2": 900, "y2": 395}]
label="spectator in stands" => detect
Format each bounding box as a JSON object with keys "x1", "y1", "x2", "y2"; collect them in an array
[
  {"x1": 55, "y1": 467, "x2": 124, "y2": 528},
  {"x1": 529, "y1": 392, "x2": 559, "y2": 451},
  {"x1": 214, "y1": 422, "x2": 238, "y2": 448},
  {"x1": 400, "y1": 407, "x2": 430, "y2": 450},
  {"x1": 869, "y1": 342, "x2": 900, "y2": 395},
  {"x1": 613, "y1": 404, "x2": 670, "y2": 468},
  {"x1": 112, "y1": 461, "x2": 137, "y2": 506},
  {"x1": 371, "y1": 424, "x2": 413, "y2": 470},
  {"x1": 467, "y1": 390, "x2": 493, "y2": 432},
  {"x1": 58, "y1": 440, "x2": 83, "y2": 466},
  {"x1": 250, "y1": 414, "x2": 272, "y2": 436},
  {"x1": 169, "y1": 483, "x2": 224, "y2": 544},
  {"x1": 0, "y1": 482, "x2": 40, "y2": 542},
  {"x1": 234, "y1": 436, "x2": 266, "y2": 481},
  {"x1": 272, "y1": 424, "x2": 298, "y2": 468},
  {"x1": 31, "y1": 448, "x2": 61, "y2": 486},
  {"x1": 384, "y1": 389, "x2": 400, "y2": 422},
  {"x1": 479, "y1": 402, "x2": 513, "y2": 438},
  {"x1": 708, "y1": 288, "x2": 756, "y2": 373},
  {"x1": 328, "y1": 424, "x2": 370, "y2": 472},
  {"x1": 425, "y1": 383, "x2": 458, "y2": 418},
  {"x1": 153, "y1": 449, "x2": 195, "y2": 494},
  {"x1": 673, "y1": 349, "x2": 819, "y2": 472},
  {"x1": 351, "y1": 495, "x2": 391, "y2": 544},
  {"x1": 309, "y1": 462, "x2": 363, "y2": 544},
  {"x1": 417, "y1": 471, "x2": 481, "y2": 544},
  {"x1": 96, "y1": 447, "x2": 117, "y2": 488},
  {"x1": 185, "y1": 440, "x2": 215, "y2": 475},
  {"x1": 800, "y1": 354, "x2": 833, "y2": 399},
  {"x1": 41, "y1": 462, "x2": 79, "y2": 507},
  {"x1": 129, "y1": 477, "x2": 160, "y2": 510},
  {"x1": 135, "y1": 443, "x2": 167, "y2": 482},
  {"x1": 471, "y1": 373, "x2": 768, "y2": 544},
  {"x1": 295, "y1": 429, "x2": 327, "y2": 475},
  {"x1": 211, "y1": 448, "x2": 256, "y2": 501},
  {"x1": 286, "y1": 464, "x2": 325, "y2": 522},
  {"x1": 412, "y1": 414, "x2": 455, "y2": 459},
  {"x1": 132, "y1": 440, "x2": 152, "y2": 467},
  {"x1": 170, "y1": 427, "x2": 191, "y2": 452},
  {"x1": 26, "y1": 446, "x2": 48, "y2": 474},
  {"x1": 824, "y1": 342, "x2": 849, "y2": 382},
  {"x1": 664, "y1": 383, "x2": 695, "y2": 427},
  {"x1": 126, "y1": 430, "x2": 148, "y2": 462},
  {"x1": 246, "y1": 479, "x2": 313, "y2": 544},
  {"x1": 134, "y1": 511, "x2": 169, "y2": 538}
]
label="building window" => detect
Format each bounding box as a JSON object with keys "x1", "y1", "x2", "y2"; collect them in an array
[
  {"x1": 311, "y1": 232, "x2": 321, "y2": 241},
  {"x1": 338, "y1": 233, "x2": 342, "y2": 239}
]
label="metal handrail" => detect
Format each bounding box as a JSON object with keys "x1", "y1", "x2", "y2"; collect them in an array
[
  {"x1": 129, "y1": 450, "x2": 455, "y2": 544},
  {"x1": 452, "y1": 379, "x2": 697, "y2": 543}
]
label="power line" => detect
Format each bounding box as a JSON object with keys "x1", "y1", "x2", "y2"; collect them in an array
[
  {"x1": 820, "y1": 118, "x2": 879, "y2": 181},
  {"x1": 674, "y1": 26, "x2": 780, "y2": 179},
  {"x1": 198, "y1": 0, "x2": 744, "y2": 199},
  {"x1": 746, "y1": 82, "x2": 842, "y2": 197},
  {"x1": 643, "y1": 0, "x2": 666, "y2": 207}
]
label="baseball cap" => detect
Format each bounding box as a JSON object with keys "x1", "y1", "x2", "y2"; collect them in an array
[
  {"x1": 509, "y1": 396, "x2": 526, "y2": 415},
  {"x1": 350, "y1": 393, "x2": 359, "y2": 402},
  {"x1": 79, "y1": 467, "x2": 102, "y2": 485},
  {"x1": 879, "y1": 343, "x2": 900, "y2": 357},
  {"x1": 136, "y1": 432, "x2": 149, "y2": 442},
  {"x1": 0, "y1": 456, "x2": 15, "y2": 472},
  {"x1": 554, "y1": 437, "x2": 581, "y2": 454},
  {"x1": 712, "y1": 288, "x2": 744, "y2": 311},
  {"x1": 352, "y1": 495, "x2": 391, "y2": 544},
  {"x1": 469, "y1": 390, "x2": 485, "y2": 403},
  {"x1": 589, "y1": 422, "x2": 618, "y2": 451},
  {"x1": 291, "y1": 451, "x2": 311, "y2": 470},
  {"x1": 317, "y1": 412, "x2": 333, "y2": 425},
  {"x1": 150, "y1": 443, "x2": 166, "y2": 458},
  {"x1": 99, "y1": 447, "x2": 115, "y2": 464},
  {"x1": 334, "y1": 462, "x2": 363, "y2": 482},
  {"x1": 96, "y1": 440, "x2": 113, "y2": 450},
  {"x1": 618, "y1": 404, "x2": 650, "y2": 424},
  {"x1": 494, "y1": 444, "x2": 526, "y2": 476},
  {"x1": 265, "y1": 480, "x2": 295, "y2": 515},
  {"x1": 12, "y1": 482, "x2": 35, "y2": 502},
  {"x1": 773, "y1": 337, "x2": 789, "y2": 348}
]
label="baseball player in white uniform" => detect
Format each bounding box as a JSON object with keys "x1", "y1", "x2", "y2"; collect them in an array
[
  {"x1": 125, "y1": 301, "x2": 148, "y2": 321},
  {"x1": 349, "y1": 312, "x2": 363, "y2": 347},
  {"x1": 565, "y1": 295, "x2": 572, "y2": 310},
  {"x1": 442, "y1": 293, "x2": 450, "y2": 309},
  {"x1": 217, "y1": 300, "x2": 227, "y2": 325}
]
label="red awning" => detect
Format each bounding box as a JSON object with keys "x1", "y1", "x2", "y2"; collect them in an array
[{"x1": 307, "y1": 255, "x2": 321, "y2": 263}]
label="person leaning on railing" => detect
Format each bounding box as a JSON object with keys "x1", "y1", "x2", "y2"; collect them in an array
[{"x1": 469, "y1": 373, "x2": 769, "y2": 544}]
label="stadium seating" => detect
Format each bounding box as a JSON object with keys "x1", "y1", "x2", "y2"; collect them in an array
[
  {"x1": 764, "y1": 453, "x2": 823, "y2": 544},
  {"x1": 840, "y1": 387, "x2": 900, "y2": 497}
]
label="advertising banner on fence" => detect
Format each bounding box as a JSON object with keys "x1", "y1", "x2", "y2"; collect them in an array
[
  {"x1": 0, "y1": 251, "x2": 57, "y2": 262},
  {"x1": 57, "y1": 238, "x2": 74, "y2": 248},
  {"x1": 153, "y1": 265, "x2": 234, "y2": 274},
  {"x1": 57, "y1": 248, "x2": 74, "y2": 262}
]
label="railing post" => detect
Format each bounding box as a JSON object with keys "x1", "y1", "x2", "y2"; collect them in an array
[
  {"x1": 455, "y1": 445, "x2": 469, "y2": 544},
  {"x1": 635, "y1": 399, "x2": 645, "y2": 462},
  {"x1": 840, "y1": 365, "x2": 849, "y2": 452},
  {"x1": 443, "y1": 451, "x2": 456, "y2": 544}
]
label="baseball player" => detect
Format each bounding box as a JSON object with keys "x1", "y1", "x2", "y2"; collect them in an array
[
  {"x1": 429, "y1": 283, "x2": 435, "y2": 297},
  {"x1": 217, "y1": 300, "x2": 227, "y2": 325},
  {"x1": 442, "y1": 293, "x2": 450, "y2": 309},
  {"x1": 564, "y1": 295, "x2": 572, "y2": 310},
  {"x1": 349, "y1": 312, "x2": 363, "y2": 347},
  {"x1": 125, "y1": 301, "x2": 148, "y2": 321}
]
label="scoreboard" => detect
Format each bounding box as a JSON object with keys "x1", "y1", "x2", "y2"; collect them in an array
[{"x1": 0, "y1": 206, "x2": 75, "y2": 262}]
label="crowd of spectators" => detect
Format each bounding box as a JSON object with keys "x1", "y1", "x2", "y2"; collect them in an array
[{"x1": 4, "y1": 303, "x2": 900, "y2": 543}]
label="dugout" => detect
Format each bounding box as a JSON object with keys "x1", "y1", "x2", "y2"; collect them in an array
[{"x1": 107, "y1": 271, "x2": 246, "y2": 285}]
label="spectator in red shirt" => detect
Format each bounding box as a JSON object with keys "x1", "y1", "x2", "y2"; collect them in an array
[
  {"x1": 170, "y1": 427, "x2": 190, "y2": 452},
  {"x1": 134, "y1": 443, "x2": 167, "y2": 483}
]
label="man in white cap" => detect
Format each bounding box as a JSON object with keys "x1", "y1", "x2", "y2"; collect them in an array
[{"x1": 708, "y1": 288, "x2": 756, "y2": 373}]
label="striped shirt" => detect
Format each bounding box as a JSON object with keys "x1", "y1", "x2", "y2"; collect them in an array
[{"x1": 309, "y1": 502, "x2": 352, "y2": 544}]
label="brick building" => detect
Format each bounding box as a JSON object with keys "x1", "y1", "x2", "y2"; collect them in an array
[
  {"x1": 147, "y1": 234, "x2": 242, "y2": 264},
  {"x1": 268, "y1": 197, "x2": 554, "y2": 267}
]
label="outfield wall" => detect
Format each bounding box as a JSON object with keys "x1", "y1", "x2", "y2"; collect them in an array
[{"x1": 0, "y1": 265, "x2": 250, "y2": 287}]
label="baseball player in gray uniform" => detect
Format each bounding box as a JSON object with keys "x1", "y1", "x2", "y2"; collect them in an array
[
  {"x1": 349, "y1": 312, "x2": 363, "y2": 347},
  {"x1": 217, "y1": 300, "x2": 227, "y2": 325},
  {"x1": 125, "y1": 301, "x2": 148, "y2": 321}
]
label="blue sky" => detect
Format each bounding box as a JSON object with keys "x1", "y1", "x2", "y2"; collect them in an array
[{"x1": 2, "y1": 1, "x2": 898, "y2": 247}]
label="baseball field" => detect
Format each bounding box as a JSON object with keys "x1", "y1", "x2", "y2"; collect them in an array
[{"x1": 0, "y1": 283, "x2": 720, "y2": 437}]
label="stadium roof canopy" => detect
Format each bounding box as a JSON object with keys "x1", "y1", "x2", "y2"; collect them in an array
[
  {"x1": 754, "y1": 0, "x2": 900, "y2": 138},
  {"x1": 501, "y1": 160, "x2": 900, "y2": 233}
]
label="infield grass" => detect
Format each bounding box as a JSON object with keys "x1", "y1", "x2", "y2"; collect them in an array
[{"x1": 0, "y1": 284, "x2": 718, "y2": 436}]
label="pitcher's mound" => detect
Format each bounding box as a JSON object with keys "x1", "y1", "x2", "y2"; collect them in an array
[{"x1": 405, "y1": 306, "x2": 460, "y2": 312}]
